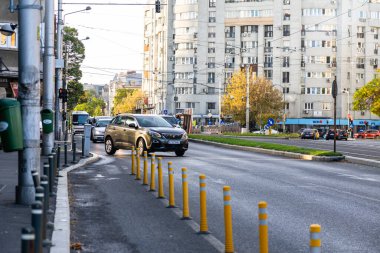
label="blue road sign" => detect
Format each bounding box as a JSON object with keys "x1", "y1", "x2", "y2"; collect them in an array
[
  {"x1": 267, "y1": 118, "x2": 274, "y2": 126},
  {"x1": 163, "y1": 109, "x2": 168, "y2": 115},
  {"x1": 264, "y1": 124, "x2": 269, "y2": 130}
]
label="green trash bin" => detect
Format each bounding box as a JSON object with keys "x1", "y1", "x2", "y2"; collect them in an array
[
  {"x1": 41, "y1": 109, "x2": 54, "y2": 134},
  {"x1": 0, "y1": 98, "x2": 24, "y2": 152}
]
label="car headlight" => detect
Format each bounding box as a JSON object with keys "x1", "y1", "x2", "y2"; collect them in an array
[
  {"x1": 148, "y1": 130, "x2": 162, "y2": 138},
  {"x1": 181, "y1": 132, "x2": 188, "y2": 140},
  {"x1": 95, "y1": 129, "x2": 103, "y2": 135}
]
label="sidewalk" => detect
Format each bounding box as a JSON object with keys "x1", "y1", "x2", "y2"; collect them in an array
[{"x1": 0, "y1": 145, "x2": 82, "y2": 253}]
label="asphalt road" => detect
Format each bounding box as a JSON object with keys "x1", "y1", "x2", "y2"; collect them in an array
[
  {"x1": 234, "y1": 137, "x2": 380, "y2": 161},
  {"x1": 69, "y1": 140, "x2": 380, "y2": 252}
]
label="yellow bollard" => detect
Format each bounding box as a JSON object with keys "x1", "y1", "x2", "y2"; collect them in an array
[
  {"x1": 149, "y1": 153, "x2": 156, "y2": 191},
  {"x1": 130, "y1": 147, "x2": 136, "y2": 175},
  {"x1": 223, "y1": 186, "x2": 234, "y2": 253},
  {"x1": 258, "y1": 201, "x2": 268, "y2": 253},
  {"x1": 135, "y1": 153, "x2": 141, "y2": 180},
  {"x1": 181, "y1": 168, "x2": 191, "y2": 219},
  {"x1": 310, "y1": 224, "x2": 321, "y2": 253},
  {"x1": 167, "y1": 162, "x2": 176, "y2": 208},
  {"x1": 199, "y1": 174, "x2": 209, "y2": 234},
  {"x1": 157, "y1": 157, "x2": 165, "y2": 198},
  {"x1": 142, "y1": 151, "x2": 148, "y2": 185}
]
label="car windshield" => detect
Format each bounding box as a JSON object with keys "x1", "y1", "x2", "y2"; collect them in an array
[
  {"x1": 72, "y1": 114, "x2": 88, "y2": 125},
  {"x1": 96, "y1": 119, "x2": 112, "y2": 127},
  {"x1": 162, "y1": 116, "x2": 178, "y2": 125},
  {"x1": 135, "y1": 115, "x2": 173, "y2": 128}
]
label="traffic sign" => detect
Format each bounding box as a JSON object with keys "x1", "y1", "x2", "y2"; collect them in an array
[
  {"x1": 267, "y1": 118, "x2": 274, "y2": 126},
  {"x1": 163, "y1": 109, "x2": 168, "y2": 115},
  {"x1": 264, "y1": 124, "x2": 269, "y2": 130}
]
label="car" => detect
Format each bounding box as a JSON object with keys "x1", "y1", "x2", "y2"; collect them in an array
[
  {"x1": 300, "y1": 128, "x2": 320, "y2": 140},
  {"x1": 90, "y1": 116, "x2": 113, "y2": 143},
  {"x1": 297, "y1": 128, "x2": 306, "y2": 136},
  {"x1": 355, "y1": 129, "x2": 380, "y2": 139},
  {"x1": 104, "y1": 114, "x2": 189, "y2": 156},
  {"x1": 326, "y1": 129, "x2": 348, "y2": 140},
  {"x1": 160, "y1": 115, "x2": 181, "y2": 128},
  {"x1": 252, "y1": 129, "x2": 279, "y2": 135}
]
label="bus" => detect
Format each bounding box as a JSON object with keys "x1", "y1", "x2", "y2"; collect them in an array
[{"x1": 71, "y1": 111, "x2": 89, "y2": 135}]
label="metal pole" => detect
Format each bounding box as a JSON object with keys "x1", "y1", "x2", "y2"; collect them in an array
[
  {"x1": 56, "y1": 144, "x2": 61, "y2": 171},
  {"x1": 283, "y1": 90, "x2": 286, "y2": 133},
  {"x1": 31, "y1": 201, "x2": 43, "y2": 253},
  {"x1": 347, "y1": 91, "x2": 350, "y2": 130},
  {"x1": 334, "y1": 94, "x2": 337, "y2": 153},
  {"x1": 16, "y1": 0, "x2": 42, "y2": 205},
  {"x1": 63, "y1": 45, "x2": 68, "y2": 141},
  {"x1": 245, "y1": 65, "x2": 250, "y2": 131},
  {"x1": 21, "y1": 227, "x2": 35, "y2": 253},
  {"x1": 42, "y1": 0, "x2": 55, "y2": 155},
  {"x1": 55, "y1": 0, "x2": 64, "y2": 140},
  {"x1": 218, "y1": 78, "x2": 222, "y2": 125},
  {"x1": 64, "y1": 142, "x2": 68, "y2": 167}
]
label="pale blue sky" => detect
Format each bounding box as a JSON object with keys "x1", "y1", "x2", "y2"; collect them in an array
[{"x1": 62, "y1": 1, "x2": 148, "y2": 84}]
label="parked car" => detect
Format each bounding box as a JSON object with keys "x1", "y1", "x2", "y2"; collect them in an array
[
  {"x1": 252, "y1": 129, "x2": 279, "y2": 135},
  {"x1": 160, "y1": 115, "x2": 181, "y2": 128},
  {"x1": 91, "y1": 116, "x2": 113, "y2": 143},
  {"x1": 104, "y1": 114, "x2": 188, "y2": 156},
  {"x1": 326, "y1": 129, "x2": 348, "y2": 140},
  {"x1": 297, "y1": 128, "x2": 306, "y2": 136},
  {"x1": 355, "y1": 129, "x2": 380, "y2": 139},
  {"x1": 300, "y1": 128, "x2": 320, "y2": 140}
]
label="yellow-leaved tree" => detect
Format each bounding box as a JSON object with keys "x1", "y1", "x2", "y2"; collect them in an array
[
  {"x1": 222, "y1": 70, "x2": 284, "y2": 129},
  {"x1": 113, "y1": 89, "x2": 143, "y2": 115}
]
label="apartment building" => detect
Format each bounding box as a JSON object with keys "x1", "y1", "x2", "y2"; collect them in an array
[{"x1": 143, "y1": 0, "x2": 380, "y2": 129}]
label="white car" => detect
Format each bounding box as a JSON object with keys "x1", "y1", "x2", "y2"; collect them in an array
[{"x1": 252, "y1": 129, "x2": 279, "y2": 135}]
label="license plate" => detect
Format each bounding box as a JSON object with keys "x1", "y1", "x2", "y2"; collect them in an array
[{"x1": 168, "y1": 140, "x2": 180, "y2": 144}]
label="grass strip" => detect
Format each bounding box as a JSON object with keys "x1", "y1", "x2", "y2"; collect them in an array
[
  {"x1": 223, "y1": 132, "x2": 300, "y2": 138},
  {"x1": 189, "y1": 134, "x2": 342, "y2": 157}
]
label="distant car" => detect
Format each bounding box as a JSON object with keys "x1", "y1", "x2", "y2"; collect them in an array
[
  {"x1": 326, "y1": 129, "x2": 348, "y2": 140},
  {"x1": 104, "y1": 114, "x2": 188, "y2": 156},
  {"x1": 355, "y1": 129, "x2": 380, "y2": 139},
  {"x1": 160, "y1": 115, "x2": 181, "y2": 128},
  {"x1": 252, "y1": 129, "x2": 279, "y2": 135},
  {"x1": 91, "y1": 116, "x2": 113, "y2": 143},
  {"x1": 297, "y1": 128, "x2": 306, "y2": 136},
  {"x1": 301, "y1": 128, "x2": 320, "y2": 140}
]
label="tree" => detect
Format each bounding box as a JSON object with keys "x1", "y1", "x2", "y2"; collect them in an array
[
  {"x1": 113, "y1": 89, "x2": 143, "y2": 115},
  {"x1": 74, "y1": 90, "x2": 105, "y2": 116},
  {"x1": 222, "y1": 70, "x2": 284, "y2": 129},
  {"x1": 63, "y1": 26, "x2": 86, "y2": 111},
  {"x1": 353, "y1": 77, "x2": 380, "y2": 117}
]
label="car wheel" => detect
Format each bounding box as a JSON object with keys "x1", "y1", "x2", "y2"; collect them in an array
[
  {"x1": 175, "y1": 150, "x2": 186, "y2": 157},
  {"x1": 105, "y1": 137, "x2": 116, "y2": 155},
  {"x1": 137, "y1": 138, "x2": 147, "y2": 156}
]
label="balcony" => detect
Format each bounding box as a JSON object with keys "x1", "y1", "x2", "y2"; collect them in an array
[
  {"x1": 264, "y1": 31, "x2": 273, "y2": 38},
  {"x1": 225, "y1": 63, "x2": 234, "y2": 68},
  {"x1": 264, "y1": 47, "x2": 273, "y2": 53},
  {"x1": 356, "y1": 63, "x2": 365, "y2": 69},
  {"x1": 357, "y1": 33, "x2": 365, "y2": 38},
  {"x1": 264, "y1": 62, "x2": 273, "y2": 68}
]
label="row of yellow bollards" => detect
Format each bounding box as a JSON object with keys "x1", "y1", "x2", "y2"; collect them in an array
[{"x1": 129, "y1": 147, "x2": 322, "y2": 253}]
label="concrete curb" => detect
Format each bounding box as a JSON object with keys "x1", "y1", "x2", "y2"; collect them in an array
[
  {"x1": 50, "y1": 153, "x2": 100, "y2": 253},
  {"x1": 344, "y1": 155, "x2": 380, "y2": 168},
  {"x1": 190, "y1": 138, "x2": 344, "y2": 162}
]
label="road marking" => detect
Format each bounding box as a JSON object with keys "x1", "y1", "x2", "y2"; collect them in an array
[
  {"x1": 336, "y1": 173, "x2": 380, "y2": 182},
  {"x1": 95, "y1": 174, "x2": 105, "y2": 178},
  {"x1": 0, "y1": 185, "x2": 6, "y2": 193},
  {"x1": 309, "y1": 183, "x2": 380, "y2": 203},
  {"x1": 93, "y1": 155, "x2": 115, "y2": 166},
  {"x1": 105, "y1": 165, "x2": 122, "y2": 175}
]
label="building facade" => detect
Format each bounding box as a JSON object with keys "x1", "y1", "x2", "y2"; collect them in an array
[
  {"x1": 143, "y1": 0, "x2": 380, "y2": 129},
  {"x1": 108, "y1": 71, "x2": 142, "y2": 114}
]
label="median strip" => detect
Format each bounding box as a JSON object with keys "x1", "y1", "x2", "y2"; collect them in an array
[{"x1": 189, "y1": 134, "x2": 343, "y2": 161}]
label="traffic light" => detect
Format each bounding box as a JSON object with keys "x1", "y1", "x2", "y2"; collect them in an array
[
  {"x1": 62, "y1": 89, "x2": 68, "y2": 102},
  {"x1": 155, "y1": 0, "x2": 160, "y2": 13},
  {"x1": 58, "y1": 88, "x2": 64, "y2": 99}
]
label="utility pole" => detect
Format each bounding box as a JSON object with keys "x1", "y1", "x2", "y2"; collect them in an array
[
  {"x1": 55, "y1": 0, "x2": 64, "y2": 140},
  {"x1": 16, "y1": 0, "x2": 42, "y2": 204},
  {"x1": 332, "y1": 76, "x2": 337, "y2": 153},
  {"x1": 42, "y1": 0, "x2": 55, "y2": 155},
  {"x1": 245, "y1": 65, "x2": 250, "y2": 132}
]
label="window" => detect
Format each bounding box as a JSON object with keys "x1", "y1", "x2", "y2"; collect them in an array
[
  {"x1": 284, "y1": 13, "x2": 291, "y2": 20},
  {"x1": 208, "y1": 26, "x2": 216, "y2": 38},
  {"x1": 208, "y1": 42, "x2": 215, "y2": 53},
  {"x1": 283, "y1": 56, "x2": 290, "y2": 67},
  {"x1": 322, "y1": 103, "x2": 331, "y2": 110},
  {"x1": 186, "y1": 102, "x2": 196, "y2": 108},
  {"x1": 304, "y1": 103, "x2": 313, "y2": 110},
  {"x1": 208, "y1": 72, "x2": 215, "y2": 83},
  {"x1": 175, "y1": 102, "x2": 181, "y2": 109},
  {"x1": 264, "y1": 25, "x2": 273, "y2": 37},
  {"x1": 209, "y1": 11, "x2": 216, "y2": 23},
  {"x1": 225, "y1": 26, "x2": 235, "y2": 38},
  {"x1": 283, "y1": 25, "x2": 290, "y2": 36},
  {"x1": 282, "y1": 72, "x2": 290, "y2": 83},
  {"x1": 241, "y1": 25, "x2": 258, "y2": 33},
  {"x1": 207, "y1": 102, "x2": 216, "y2": 110},
  {"x1": 208, "y1": 87, "x2": 215, "y2": 94},
  {"x1": 209, "y1": 0, "x2": 216, "y2": 7}
]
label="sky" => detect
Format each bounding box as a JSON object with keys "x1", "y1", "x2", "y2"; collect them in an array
[{"x1": 61, "y1": 0, "x2": 149, "y2": 85}]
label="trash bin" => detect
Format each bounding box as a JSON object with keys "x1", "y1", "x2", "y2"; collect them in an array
[
  {"x1": 0, "y1": 98, "x2": 23, "y2": 152},
  {"x1": 41, "y1": 109, "x2": 54, "y2": 134}
]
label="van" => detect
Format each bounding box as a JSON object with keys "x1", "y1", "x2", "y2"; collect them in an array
[{"x1": 71, "y1": 111, "x2": 89, "y2": 135}]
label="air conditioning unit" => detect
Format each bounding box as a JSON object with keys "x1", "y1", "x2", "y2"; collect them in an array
[
  {"x1": 301, "y1": 47, "x2": 306, "y2": 52},
  {"x1": 241, "y1": 48, "x2": 247, "y2": 53},
  {"x1": 332, "y1": 46, "x2": 337, "y2": 52},
  {"x1": 304, "y1": 110, "x2": 309, "y2": 114},
  {"x1": 242, "y1": 33, "x2": 248, "y2": 37},
  {"x1": 169, "y1": 56, "x2": 175, "y2": 61}
]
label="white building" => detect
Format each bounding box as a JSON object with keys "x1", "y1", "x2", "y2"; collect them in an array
[{"x1": 143, "y1": 0, "x2": 380, "y2": 130}]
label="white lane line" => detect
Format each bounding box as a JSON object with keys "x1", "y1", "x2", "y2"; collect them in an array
[
  {"x1": 0, "y1": 185, "x2": 6, "y2": 193},
  {"x1": 309, "y1": 183, "x2": 380, "y2": 203}
]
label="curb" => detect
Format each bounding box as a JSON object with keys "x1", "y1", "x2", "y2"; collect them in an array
[
  {"x1": 344, "y1": 155, "x2": 380, "y2": 168},
  {"x1": 190, "y1": 139, "x2": 344, "y2": 162},
  {"x1": 50, "y1": 153, "x2": 100, "y2": 253}
]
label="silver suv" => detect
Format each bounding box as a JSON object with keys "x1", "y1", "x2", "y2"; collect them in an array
[{"x1": 104, "y1": 114, "x2": 189, "y2": 156}]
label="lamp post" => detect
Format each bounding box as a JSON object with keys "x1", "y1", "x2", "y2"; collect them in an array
[
  {"x1": 342, "y1": 88, "x2": 350, "y2": 130},
  {"x1": 58, "y1": 6, "x2": 91, "y2": 141}
]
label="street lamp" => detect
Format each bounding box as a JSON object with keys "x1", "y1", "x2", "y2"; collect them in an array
[
  {"x1": 342, "y1": 88, "x2": 350, "y2": 130},
  {"x1": 63, "y1": 6, "x2": 91, "y2": 22}
]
